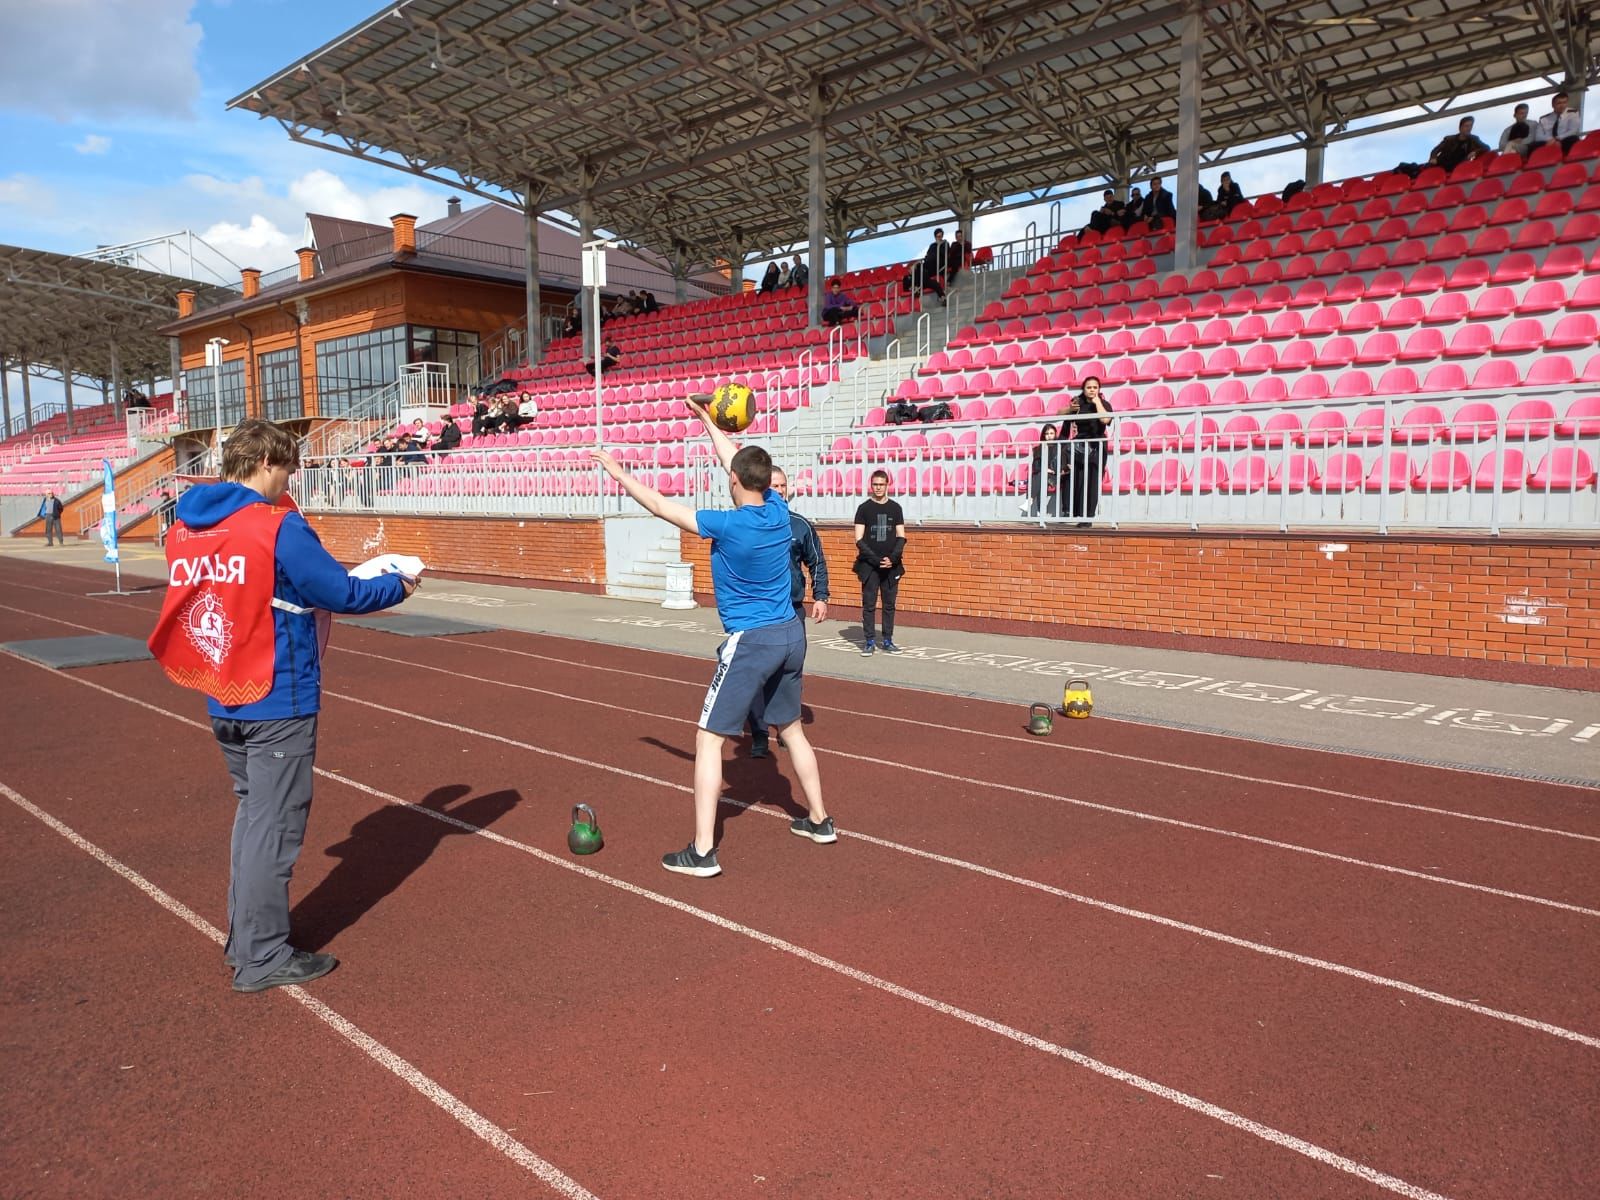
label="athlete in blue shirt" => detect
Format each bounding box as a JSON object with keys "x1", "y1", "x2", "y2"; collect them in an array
[{"x1": 591, "y1": 397, "x2": 834, "y2": 877}]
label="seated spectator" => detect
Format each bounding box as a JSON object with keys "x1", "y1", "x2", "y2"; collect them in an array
[
  {"x1": 1215, "y1": 171, "x2": 1246, "y2": 217},
  {"x1": 1121, "y1": 187, "x2": 1144, "y2": 230},
  {"x1": 410, "y1": 417, "x2": 429, "y2": 445},
  {"x1": 470, "y1": 398, "x2": 493, "y2": 437},
  {"x1": 1499, "y1": 103, "x2": 1534, "y2": 158},
  {"x1": 788, "y1": 254, "x2": 809, "y2": 290},
  {"x1": 562, "y1": 310, "x2": 582, "y2": 339},
  {"x1": 499, "y1": 398, "x2": 525, "y2": 433},
  {"x1": 398, "y1": 435, "x2": 429, "y2": 467},
  {"x1": 433, "y1": 418, "x2": 462, "y2": 455},
  {"x1": 518, "y1": 391, "x2": 539, "y2": 420},
  {"x1": 820, "y1": 278, "x2": 859, "y2": 326},
  {"x1": 1086, "y1": 188, "x2": 1125, "y2": 235},
  {"x1": 1427, "y1": 116, "x2": 1490, "y2": 172},
  {"x1": 946, "y1": 230, "x2": 971, "y2": 286},
  {"x1": 638, "y1": 290, "x2": 660, "y2": 314},
  {"x1": 1141, "y1": 177, "x2": 1176, "y2": 230},
  {"x1": 1532, "y1": 91, "x2": 1583, "y2": 153},
  {"x1": 620, "y1": 291, "x2": 643, "y2": 316},
  {"x1": 759, "y1": 261, "x2": 782, "y2": 293},
  {"x1": 124, "y1": 387, "x2": 151, "y2": 410},
  {"x1": 584, "y1": 342, "x2": 622, "y2": 376},
  {"x1": 776, "y1": 260, "x2": 791, "y2": 289},
  {"x1": 910, "y1": 228, "x2": 952, "y2": 303}
]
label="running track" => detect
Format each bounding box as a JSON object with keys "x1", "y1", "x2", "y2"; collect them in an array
[{"x1": 2, "y1": 557, "x2": 1596, "y2": 1200}]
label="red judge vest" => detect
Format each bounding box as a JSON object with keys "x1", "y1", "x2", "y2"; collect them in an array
[{"x1": 148, "y1": 497, "x2": 294, "y2": 706}]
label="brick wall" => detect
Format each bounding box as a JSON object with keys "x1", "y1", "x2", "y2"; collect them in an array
[
  {"x1": 681, "y1": 525, "x2": 1600, "y2": 670},
  {"x1": 305, "y1": 513, "x2": 604, "y2": 589}
]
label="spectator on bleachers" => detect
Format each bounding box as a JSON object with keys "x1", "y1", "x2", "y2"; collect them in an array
[
  {"x1": 777, "y1": 260, "x2": 792, "y2": 289},
  {"x1": 156, "y1": 489, "x2": 177, "y2": 542},
  {"x1": 398, "y1": 434, "x2": 429, "y2": 469},
  {"x1": 1499, "y1": 103, "x2": 1534, "y2": 158},
  {"x1": 1141, "y1": 177, "x2": 1176, "y2": 230},
  {"x1": 584, "y1": 342, "x2": 622, "y2": 377},
  {"x1": 1532, "y1": 91, "x2": 1583, "y2": 153},
  {"x1": 1028, "y1": 423, "x2": 1063, "y2": 518},
  {"x1": 759, "y1": 261, "x2": 782, "y2": 293},
  {"x1": 1121, "y1": 187, "x2": 1144, "y2": 231},
  {"x1": 1063, "y1": 377, "x2": 1112, "y2": 527},
  {"x1": 788, "y1": 254, "x2": 810, "y2": 291},
  {"x1": 409, "y1": 417, "x2": 430, "y2": 446},
  {"x1": 124, "y1": 387, "x2": 151, "y2": 410},
  {"x1": 1427, "y1": 116, "x2": 1490, "y2": 172},
  {"x1": 820, "y1": 278, "x2": 859, "y2": 327},
  {"x1": 639, "y1": 290, "x2": 661, "y2": 315},
  {"x1": 499, "y1": 397, "x2": 526, "y2": 433},
  {"x1": 904, "y1": 228, "x2": 951, "y2": 303},
  {"x1": 518, "y1": 391, "x2": 540, "y2": 420},
  {"x1": 432, "y1": 418, "x2": 461, "y2": 456},
  {"x1": 1086, "y1": 188, "x2": 1125, "y2": 235},
  {"x1": 947, "y1": 230, "x2": 971, "y2": 286},
  {"x1": 562, "y1": 309, "x2": 582, "y2": 339},
  {"x1": 38, "y1": 490, "x2": 64, "y2": 546},
  {"x1": 1215, "y1": 171, "x2": 1246, "y2": 216},
  {"x1": 470, "y1": 397, "x2": 494, "y2": 438}
]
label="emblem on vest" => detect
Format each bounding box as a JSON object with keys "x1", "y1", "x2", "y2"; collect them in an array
[{"x1": 181, "y1": 592, "x2": 235, "y2": 666}]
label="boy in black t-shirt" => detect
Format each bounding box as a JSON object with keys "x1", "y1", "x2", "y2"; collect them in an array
[{"x1": 852, "y1": 469, "x2": 907, "y2": 655}]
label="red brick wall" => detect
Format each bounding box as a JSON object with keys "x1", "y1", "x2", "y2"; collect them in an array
[
  {"x1": 305, "y1": 513, "x2": 604, "y2": 589},
  {"x1": 681, "y1": 526, "x2": 1600, "y2": 670}
]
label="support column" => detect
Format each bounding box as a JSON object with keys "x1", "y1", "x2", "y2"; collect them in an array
[
  {"x1": 1110, "y1": 134, "x2": 1132, "y2": 198},
  {"x1": 807, "y1": 87, "x2": 826, "y2": 327},
  {"x1": 728, "y1": 229, "x2": 746, "y2": 290},
  {"x1": 1, "y1": 357, "x2": 11, "y2": 437},
  {"x1": 62, "y1": 346, "x2": 75, "y2": 435},
  {"x1": 1174, "y1": 4, "x2": 1204, "y2": 274},
  {"x1": 1303, "y1": 90, "x2": 1327, "y2": 187},
  {"x1": 827, "y1": 199, "x2": 851, "y2": 278},
  {"x1": 578, "y1": 193, "x2": 597, "y2": 363},
  {"x1": 524, "y1": 196, "x2": 543, "y2": 366},
  {"x1": 20, "y1": 355, "x2": 33, "y2": 429},
  {"x1": 110, "y1": 340, "x2": 122, "y2": 413},
  {"x1": 169, "y1": 338, "x2": 183, "y2": 427},
  {"x1": 954, "y1": 174, "x2": 976, "y2": 249},
  {"x1": 671, "y1": 239, "x2": 689, "y2": 303}
]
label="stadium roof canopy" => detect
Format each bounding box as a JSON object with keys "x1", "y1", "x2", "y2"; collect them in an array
[
  {"x1": 0, "y1": 245, "x2": 231, "y2": 381},
  {"x1": 230, "y1": 0, "x2": 1597, "y2": 271}
]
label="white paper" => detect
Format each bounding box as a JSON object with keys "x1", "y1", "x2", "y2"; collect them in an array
[{"x1": 349, "y1": 553, "x2": 426, "y2": 581}]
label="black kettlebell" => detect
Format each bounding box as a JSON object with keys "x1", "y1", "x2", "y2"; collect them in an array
[
  {"x1": 1027, "y1": 702, "x2": 1054, "y2": 736},
  {"x1": 567, "y1": 804, "x2": 603, "y2": 855}
]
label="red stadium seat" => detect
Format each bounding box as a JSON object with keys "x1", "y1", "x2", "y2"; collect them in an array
[
  {"x1": 1364, "y1": 451, "x2": 1417, "y2": 491},
  {"x1": 1469, "y1": 360, "x2": 1521, "y2": 390},
  {"x1": 1528, "y1": 448, "x2": 1597, "y2": 490},
  {"x1": 1504, "y1": 399, "x2": 1557, "y2": 440},
  {"x1": 1394, "y1": 405, "x2": 1446, "y2": 443},
  {"x1": 1526, "y1": 356, "x2": 1577, "y2": 387},
  {"x1": 1301, "y1": 410, "x2": 1349, "y2": 447},
  {"x1": 1473, "y1": 449, "x2": 1526, "y2": 491},
  {"x1": 1415, "y1": 449, "x2": 1471, "y2": 491},
  {"x1": 1535, "y1": 245, "x2": 1586, "y2": 278},
  {"x1": 1223, "y1": 454, "x2": 1269, "y2": 493},
  {"x1": 1489, "y1": 252, "x2": 1537, "y2": 284},
  {"x1": 1319, "y1": 452, "x2": 1366, "y2": 492},
  {"x1": 1557, "y1": 397, "x2": 1600, "y2": 437},
  {"x1": 1269, "y1": 454, "x2": 1321, "y2": 492},
  {"x1": 1446, "y1": 403, "x2": 1500, "y2": 442},
  {"x1": 1547, "y1": 313, "x2": 1598, "y2": 348},
  {"x1": 1401, "y1": 265, "x2": 1447, "y2": 295}
]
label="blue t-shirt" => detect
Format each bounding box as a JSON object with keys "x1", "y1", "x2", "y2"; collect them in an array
[{"x1": 696, "y1": 490, "x2": 796, "y2": 632}]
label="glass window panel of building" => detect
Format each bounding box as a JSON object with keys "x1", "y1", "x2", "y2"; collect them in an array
[
  {"x1": 313, "y1": 326, "x2": 407, "y2": 417},
  {"x1": 410, "y1": 325, "x2": 480, "y2": 389},
  {"x1": 187, "y1": 358, "x2": 247, "y2": 427},
  {"x1": 258, "y1": 347, "x2": 303, "y2": 421}
]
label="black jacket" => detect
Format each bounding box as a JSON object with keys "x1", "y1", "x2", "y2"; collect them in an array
[{"x1": 787, "y1": 511, "x2": 830, "y2": 606}]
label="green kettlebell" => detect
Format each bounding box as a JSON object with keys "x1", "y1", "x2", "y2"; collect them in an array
[
  {"x1": 567, "y1": 804, "x2": 603, "y2": 855},
  {"x1": 1027, "y1": 702, "x2": 1054, "y2": 737}
]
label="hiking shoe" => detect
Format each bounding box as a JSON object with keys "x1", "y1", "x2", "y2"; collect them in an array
[
  {"x1": 861, "y1": 640, "x2": 876, "y2": 656},
  {"x1": 791, "y1": 816, "x2": 838, "y2": 844},
  {"x1": 881, "y1": 639, "x2": 903, "y2": 654},
  {"x1": 232, "y1": 949, "x2": 337, "y2": 994},
  {"x1": 750, "y1": 733, "x2": 770, "y2": 759},
  {"x1": 662, "y1": 843, "x2": 721, "y2": 878}
]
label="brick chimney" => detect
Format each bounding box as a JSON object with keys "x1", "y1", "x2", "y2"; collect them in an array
[
  {"x1": 391, "y1": 213, "x2": 418, "y2": 255},
  {"x1": 240, "y1": 268, "x2": 261, "y2": 299},
  {"x1": 296, "y1": 247, "x2": 317, "y2": 281},
  {"x1": 176, "y1": 289, "x2": 196, "y2": 318}
]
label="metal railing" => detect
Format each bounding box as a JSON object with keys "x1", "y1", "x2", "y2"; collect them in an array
[{"x1": 294, "y1": 452, "x2": 631, "y2": 519}]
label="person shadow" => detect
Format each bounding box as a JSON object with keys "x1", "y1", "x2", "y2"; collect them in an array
[
  {"x1": 291, "y1": 783, "x2": 520, "y2": 951},
  {"x1": 638, "y1": 732, "x2": 809, "y2": 847}
]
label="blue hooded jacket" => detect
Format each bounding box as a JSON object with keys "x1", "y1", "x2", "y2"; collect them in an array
[{"x1": 173, "y1": 482, "x2": 407, "y2": 721}]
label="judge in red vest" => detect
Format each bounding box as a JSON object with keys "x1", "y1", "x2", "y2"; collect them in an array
[{"x1": 149, "y1": 419, "x2": 415, "y2": 993}]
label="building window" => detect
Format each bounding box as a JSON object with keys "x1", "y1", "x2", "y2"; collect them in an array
[
  {"x1": 314, "y1": 326, "x2": 408, "y2": 417},
  {"x1": 191, "y1": 358, "x2": 247, "y2": 427},
  {"x1": 258, "y1": 348, "x2": 303, "y2": 421},
  {"x1": 409, "y1": 325, "x2": 481, "y2": 389}
]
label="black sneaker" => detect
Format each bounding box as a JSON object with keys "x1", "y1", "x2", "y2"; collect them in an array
[
  {"x1": 661, "y1": 843, "x2": 721, "y2": 877},
  {"x1": 861, "y1": 640, "x2": 875, "y2": 656},
  {"x1": 232, "y1": 949, "x2": 338, "y2": 993},
  {"x1": 881, "y1": 639, "x2": 903, "y2": 654},
  {"x1": 791, "y1": 816, "x2": 837, "y2": 844},
  {"x1": 750, "y1": 733, "x2": 770, "y2": 759}
]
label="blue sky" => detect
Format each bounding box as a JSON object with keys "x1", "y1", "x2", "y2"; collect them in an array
[{"x1": 0, "y1": 0, "x2": 1560, "y2": 410}]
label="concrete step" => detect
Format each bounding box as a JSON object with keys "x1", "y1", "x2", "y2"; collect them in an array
[
  {"x1": 616, "y1": 571, "x2": 665, "y2": 590},
  {"x1": 606, "y1": 584, "x2": 667, "y2": 602},
  {"x1": 642, "y1": 549, "x2": 682, "y2": 564},
  {"x1": 632, "y1": 561, "x2": 670, "y2": 579}
]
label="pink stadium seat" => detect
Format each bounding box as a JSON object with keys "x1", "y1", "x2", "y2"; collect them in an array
[
  {"x1": 1527, "y1": 356, "x2": 1577, "y2": 387},
  {"x1": 1547, "y1": 313, "x2": 1598, "y2": 349},
  {"x1": 1444, "y1": 323, "x2": 1494, "y2": 357},
  {"x1": 1446, "y1": 259, "x2": 1491, "y2": 289},
  {"x1": 1340, "y1": 301, "x2": 1383, "y2": 332},
  {"x1": 1111, "y1": 460, "x2": 1147, "y2": 493},
  {"x1": 1248, "y1": 376, "x2": 1288, "y2": 406},
  {"x1": 1145, "y1": 418, "x2": 1181, "y2": 451},
  {"x1": 1241, "y1": 344, "x2": 1278, "y2": 372},
  {"x1": 1333, "y1": 370, "x2": 1375, "y2": 399},
  {"x1": 1257, "y1": 412, "x2": 1302, "y2": 447},
  {"x1": 1558, "y1": 397, "x2": 1600, "y2": 437},
  {"x1": 1269, "y1": 454, "x2": 1321, "y2": 492},
  {"x1": 1469, "y1": 226, "x2": 1511, "y2": 256},
  {"x1": 1495, "y1": 318, "x2": 1547, "y2": 354},
  {"x1": 1528, "y1": 448, "x2": 1597, "y2": 490},
  {"x1": 1401, "y1": 264, "x2": 1447, "y2": 295},
  {"x1": 1183, "y1": 458, "x2": 1230, "y2": 493},
  {"x1": 1176, "y1": 382, "x2": 1212, "y2": 408},
  {"x1": 1398, "y1": 328, "x2": 1445, "y2": 361},
  {"x1": 1490, "y1": 252, "x2": 1537, "y2": 284},
  {"x1": 1301, "y1": 410, "x2": 1349, "y2": 447},
  {"x1": 1446, "y1": 403, "x2": 1500, "y2": 443},
  {"x1": 1224, "y1": 455, "x2": 1269, "y2": 493},
  {"x1": 1290, "y1": 375, "x2": 1331, "y2": 402},
  {"x1": 1394, "y1": 404, "x2": 1446, "y2": 443},
  {"x1": 1319, "y1": 453, "x2": 1366, "y2": 492},
  {"x1": 1140, "y1": 459, "x2": 1183, "y2": 494},
  {"x1": 1504, "y1": 400, "x2": 1557, "y2": 440},
  {"x1": 1365, "y1": 451, "x2": 1417, "y2": 491},
  {"x1": 1515, "y1": 280, "x2": 1567, "y2": 315},
  {"x1": 1415, "y1": 449, "x2": 1472, "y2": 491},
  {"x1": 1180, "y1": 416, "x2": 1221, "y2": 450},
  {"x1": 1116, "y1": 420, "x2": 1146, "y2": 454},
  {"x1": 1356, "y1": 332, "x2": 1400, "y2": 365},
  {"x1": 1138, "y1": 384, "x2": 1176, "y2": 411},
  {"x1": 1558, "y1": 212, "x2": 1600, "y2": 242},
  {"x1": 1469, "y1": 360, "x2": 1522, "y2": 391},
  {"x1": 1420, "y1": 363, "x2": 1467, "y2": 392},
  {"x1": 1218, "y1": 414, "x2": 1259, "y2": 449},
  {"x1": 1473, "y1": 449, "x2": 1525, "y2": 491},
  {"x1": 1314, "y1": 336, "x2": 1358, "y2": 369},
  {"x1": 1211, "y1": 379, "x2": 1248, "y2": 408},
  {"x1": 1536, "y1": 245, "x2": 1586, "y2": 278},
  {"x1": 1513, "y1": 219, "x2": 1559, "y2": 250}
]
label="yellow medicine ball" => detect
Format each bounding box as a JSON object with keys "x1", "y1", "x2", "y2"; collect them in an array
[{"x1": 708, "y1": 382, "x2": 756, "y2": 433}]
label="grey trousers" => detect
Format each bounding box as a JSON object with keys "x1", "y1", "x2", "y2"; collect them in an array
[
  {"x1": 42, "y1": 515, "x2": 63, "y2": 544},
  {"x1": 211, "y1": 715, "x2": 319, "y2": 986}
]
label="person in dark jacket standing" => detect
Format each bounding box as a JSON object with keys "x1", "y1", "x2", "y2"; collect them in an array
[
  {"x1": 853, "y1": 469, "x2": 906, "y2": 655},
  {"x1": 747, "y1": 464, "x2": 830, "y2": 758},
  {"x1": 38, "y1": 490, "x2": 64, "y2": 545},
  {"x1": 148, "y1": 419, "x2": 416, "y2": 993},
  {"x1": 1029, "y1": 423, "x2": 1063, "y2": 517},
  {"x1": 1063, "y1": 377, "x2": 1112, "y2": 526}
]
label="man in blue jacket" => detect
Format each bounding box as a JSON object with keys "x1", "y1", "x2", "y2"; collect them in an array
[
  {"x1": 746, "y1": 464, "x2": 829, "y2": 758},
  {"x1": 149, "y1": 420, "x2": 415, "y2": 992}
]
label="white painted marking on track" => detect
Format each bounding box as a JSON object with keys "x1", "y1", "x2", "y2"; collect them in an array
[
  {"x1": 0, "y1": 780, "x2": 600, "y2": 1200},
  {"x1": 17, "y1": 649, "x2": 1595, "y2": 1052},
  {"x1": 324, "y1": 648, "x2": 1600, "y2": 917},
  {"x1": 431, "y1": 636, "x2": 1600, "y2": 841}
]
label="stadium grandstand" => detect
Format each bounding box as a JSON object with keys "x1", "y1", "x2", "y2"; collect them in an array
[{"x1": 5, "y1": 0, "x2": 1596, "y2": 667}]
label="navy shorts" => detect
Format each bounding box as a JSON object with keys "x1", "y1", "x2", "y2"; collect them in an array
[{"x1": 700, "y1": 617, "x2": 807, "y2": 736}]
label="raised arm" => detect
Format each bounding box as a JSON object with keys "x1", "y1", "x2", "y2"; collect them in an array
[
  {"x1": 590, "y1": 448, "x2": 699, "y2": 535},
  {"x1": 685, "y1": 395, "x2": 739, "y2": 475}
]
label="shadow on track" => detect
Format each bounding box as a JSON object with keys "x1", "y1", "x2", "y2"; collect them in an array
[{"x1": 292, "y1": 783, "x2": 520, "y2": 951}]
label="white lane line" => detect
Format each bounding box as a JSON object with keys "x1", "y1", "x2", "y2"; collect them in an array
[
  {"x1": 9, "y1": 616, "x2": 1600, "y2": 1050},
  {"x1": 0, "y1": 779, "x2": 599, "y2": 1200},
  {"x1": 444, "y1": 636, "x2": 1600, "y2": 843},
  {"x1": 326, "y1": 648, "x2": 1600, "y2": 919}
]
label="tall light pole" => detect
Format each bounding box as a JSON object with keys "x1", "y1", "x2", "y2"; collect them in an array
[
  {"x1": 205, "y1": 336, "x2": 229, "y2": 465},
  {"x1": 582, "y1": 237, "x2": 617, "y2": 498}
]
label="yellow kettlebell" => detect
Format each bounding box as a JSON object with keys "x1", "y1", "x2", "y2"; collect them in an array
[{"x1": 1061, "y1": 678, "x2": 1094, "y2": 719}]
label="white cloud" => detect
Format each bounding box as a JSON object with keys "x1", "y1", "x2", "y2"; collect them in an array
[
  {"x1": 198, "y1": 213, "x2": 297, "y2": 271},
  {"x1": 74, "y1": 133, "x2": 112, "y2": 155},
  {"x1": 0, "y1": 0, "x2": 201, "y2": 120}
]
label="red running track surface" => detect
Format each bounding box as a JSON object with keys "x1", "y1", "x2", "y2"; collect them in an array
[{"x1": 1, "y1": 559, "x2": 1597, "y2": 1200}]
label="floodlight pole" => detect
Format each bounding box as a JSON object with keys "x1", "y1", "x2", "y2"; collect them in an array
[
  {"x1": 20, "y1": 355, "x2": 32, "y2": 429},
  {"x1": 583, "y1": 237, "x2": 614, "y2": 502},
  {"x1": 61, "y1": 344, "x2": 75, "y2": 436},
  {"x1": 206, "y1": 336, "x2": 228, "y2": 464},
  {"x1": 0, "y1": 357, "x2": 11, "y2": 438}
]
